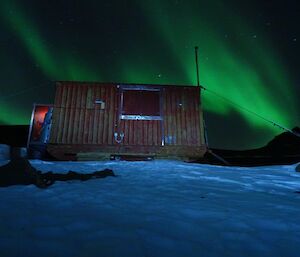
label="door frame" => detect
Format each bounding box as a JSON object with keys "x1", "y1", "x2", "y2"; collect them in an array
[{"x1": 116, "y1": 84, "x2": 165, "y2": 146}]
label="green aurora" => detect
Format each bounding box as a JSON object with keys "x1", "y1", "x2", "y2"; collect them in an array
[
  {"x1": 0, "y1": 0, "x2": 299, "y2": 148},
  {"x1": 139, "y1": 1, "x2": 297, "y2": 127}
]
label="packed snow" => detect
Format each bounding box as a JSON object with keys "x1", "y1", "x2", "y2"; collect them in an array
[{"x1": 0, "y1": 160, "x2": 300, "y2": 257}]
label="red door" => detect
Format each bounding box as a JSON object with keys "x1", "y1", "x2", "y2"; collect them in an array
[{"x1": 114, "y1": 85, "x2": 164, "y2": 147}]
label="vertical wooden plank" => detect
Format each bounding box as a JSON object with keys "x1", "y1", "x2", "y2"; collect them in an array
[
  {"x1": 87, "y1": 85, "x2": 93, "y2": 144},
  {"x1": 56, "y1": 84, "x2": 67, "y2": 143},
  {"x1": 141, "y1": 120, "x2": 145, "y2": 145},
  {"x1": 157, "y1": 121, "x2": 161, "y2": 145},
  {"x1": 112, "y1": 86, "x2": 118, "y2": 145},
  {"x1": 167, "y1": 88, "x2": 174, "y2": 145},
  {"x1": 50, "y1": 83, "x2": 63, "y2": 143},
  {"x1": 179, "y1": 89, "x2": 184, "y2": 145},
  {"x1": 64, "y1": 83, "x2": 71, "y2": 144},
  {"x1": 129, "y1": 120, "x2": 133, "y2": 145},
  {"x1": 97, "y1": 86, "x2": 104, "y2": 144},
  {"x1": 128, "y1": 120, "x2": 131, "y2": 145},
  {"x1": 72, "y1": 84, "x2": 80, "y2": 143},
  {"x1": 102, "y1": 87, "x2": 108, "y2": 144},
  {"x1": 125, "y1": 120, "x2": 129, "y2": 145},
  {"x1": 186, "y1": 89, "x2": 191, "y2": 145},
  {"x1": 129, "y1": 120, "x2": 134, "y2": 145},
  {"x1": 137, "y1": 121, "x2": 141, "y2": 145},
  {"x1": 107, "y1": 86, "x2": 114, "y2": 145},
  {"x1": 136, "y1": 120, "x2": 140, "y2": 145},
  {"x1": 184, "y1": 89, "x2": 190, "y2": 145},
  {"x1": 104, "y1": 85, "x2": 109, "y2": 144},
  {"x1": 180, "y1": 89, "x2": 187, "y2": 145},
  {"x1": 133, "y1": 120, "x2": 136, "y2": 145},
  {"x1": 83, "y1": 85, "x2": 91, "y2": 144},
  {"x1": 164, "y1": 89, "x2": 169, "y2": 145},
  {"x1": 107, "y1": 86, "x2": 113, "y2": 145},
  {"x1": 194, "y1": 88, "x2": 200, "y2": 145},
  {"x1": 136, "y1": 120, "x2": 139, "y2": 146},
  {"x1": 174, "y1": 89, "x2": 181, "y2": 145},
  {"x1": 191, "y1": 88, "x2": 196, "y2": 145},
  {"x1": 133, "y1": 121, "x2": 137, "y2": 145},
  {"x1": 62, "y1": 85, "x2": 72, "y2": 143},
  {"x1": 66, "y1": 84, "x2": 73, "y2": 143},
  {"x1": 158, "y1": 121, "x2": 162, "y2": 146},
  {"x1": 198, "y1": 89, "x2": 205, "y2": 145},
  {"x1": 60, "y1": 84, "x2": 68, "y2": 144},
  {"x1": 145, "y1": 121, "x2": 149, "y2": 146},
  {"x1": 87, "y1": 108, "x2": 94, "y2": 144},
  {"x1": 150, "y1": 121, "x2": 153, "y2": 146},
  {"x1": 162, "y1": 89, "x2": 168, "y2": 145},
  {"x1": 118, "y1": 120, "x2": 124, "y2": 145},
  {"x1": 152, "y1": 120, "x2": 157, "y2": 146},
  {"x1": 187, "y1": 89, "x2": 195, "y2": 145},
  {"x1": 152, "y1": 121, "x2": 156, "y2": 146},
  {"x1": 83, "y1": 85, "x2": 89, "y2": 144},
  {"x1": 166, "y1": 89, "x2": 171, "y2": 145},
  {"x1": 77, "y1": 85, "x2": 84, "y2": 144},
  {"x1": 171, "y1": 89, "x2": 177, "y2": 145},
  {"x1": 164, "y1": 88, "x2": 169, "y2": 145},
  {"x1": 143, "y1": 120, "x2": 148, "y2": 146},
  {"x1": 79, "y1": 85, "x2": 88, "y2": 144},
  {"x1": 147, "y1": 119, "x2": 152, "y2": 146},
  {"x1": 164, "y1": 88, "x2": 171, "y2": 145},
  {"x1": 194, "y1": 88, "x2": 200, "y2": 146},
  {"x1": 87, "y1": 85, "x2": 95, "y2": 144},
  {"x1": 115, "y1": 86, "x2": 120, "y2": 145},
  {"x1": 122, "y1": 120, "x2": 127, "y2": 145},
  {"x1": 141, "y1": 121, "x2": 144, "y2": 146},
  {"x1": 137, "y1": 121, "x2": 140, "y2": 145},
  {"x1": 160, "y1": 89, "x2": 164, "y2": 146},
  {"x1": 92, "y1": 85, "x2": 100, "y2": 144},
  {"x1": 67, "y1": 83, "x2": 76, "y2": 144}
]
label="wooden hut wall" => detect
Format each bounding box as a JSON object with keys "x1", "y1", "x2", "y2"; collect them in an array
[
  {"x1": 119, "y1": 120, "x2": 162, "y2": 146},
  {"x1": 50, "y1": 82, "x2": 118, "y2": 145},
  {"x1": 49, "y1": 82, "x2": 205, "y2": 148},
  {"x1": 163, "y1": 87, "x2": 203, "y2": 146}
]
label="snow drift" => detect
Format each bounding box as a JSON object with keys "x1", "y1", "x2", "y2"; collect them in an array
[{"x1": 0, "y1": 160, "x2": 300, "y2": 257}]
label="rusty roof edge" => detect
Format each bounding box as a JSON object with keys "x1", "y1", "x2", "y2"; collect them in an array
[{"x1": 55, "y1": 81, "x2": 201, "y2": 89}]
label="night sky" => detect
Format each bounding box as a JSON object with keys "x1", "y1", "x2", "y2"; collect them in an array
[{"x1": 0, "y1": 0, "x2": 299, "y2": 149}]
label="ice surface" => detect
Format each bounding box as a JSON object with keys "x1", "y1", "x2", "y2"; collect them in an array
[{"x1": 0, "y1": 160, "x2": 300, "y2": 257}]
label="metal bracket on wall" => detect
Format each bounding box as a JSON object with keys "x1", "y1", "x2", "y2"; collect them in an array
[
  {"x1": 95, "y1": 99, "x2": 105, "y2": 109},
  {"x1": 114, "y1": 132, "x2": 124, "y2": 144}
]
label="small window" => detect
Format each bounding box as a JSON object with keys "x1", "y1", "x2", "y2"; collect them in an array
[{"x1": 121, "y1": 90, "x2": 161, "y2": 119}]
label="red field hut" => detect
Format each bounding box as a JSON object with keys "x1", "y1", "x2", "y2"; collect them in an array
[{"x1": 34, "y1": 81, "x2": 206, "y2": 160}]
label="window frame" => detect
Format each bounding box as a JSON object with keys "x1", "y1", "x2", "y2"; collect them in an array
[{"x1": 119, "y1": 85, "x2": 162, "y2": 121}]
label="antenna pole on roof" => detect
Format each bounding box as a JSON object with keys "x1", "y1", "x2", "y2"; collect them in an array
[{"x1": 194, "y1": 46, "x2": 200, "y2": 87}]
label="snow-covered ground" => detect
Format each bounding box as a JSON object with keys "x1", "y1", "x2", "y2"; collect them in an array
[{"x1": 1, "y1": 160, "x2": 300, "y2": 257}]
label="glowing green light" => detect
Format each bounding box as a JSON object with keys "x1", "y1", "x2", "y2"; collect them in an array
[
  {"x1": 1, "y1": 1, "x2": 59, "y2": 78},
  {"x1": 139, "y1": 0, "x2": 298, "y2": 135},
  {"x1": 0, "y1": 1, "x2": 102, "y2": 124},
  {"x1": 1, "y1": 0, "x2": 298, "y2": 148},
  {"x1": 0, "y1": 102, "x2": 29, "y2": 125},
  {"x1": 0, "y1": 1, "x2": 102, "y2": 82}
]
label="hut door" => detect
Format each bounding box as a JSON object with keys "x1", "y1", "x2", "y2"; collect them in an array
[
  {"x1": 115, "y1": 86, "x2": 164, "y2": 147},
  {"x1": 27, "y1": 104, "x2": 53, "y2": 146}
]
